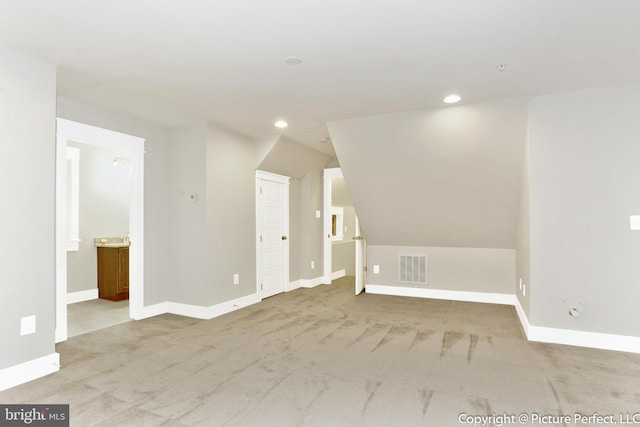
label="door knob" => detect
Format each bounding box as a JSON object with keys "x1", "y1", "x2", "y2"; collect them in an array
[{"x1": 281, "y1": 236, "x2": 287, "y2": 240}]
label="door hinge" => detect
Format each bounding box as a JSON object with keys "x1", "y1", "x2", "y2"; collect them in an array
[
  {"x1": 260, "y1": 235, "x2": 263, "y2": 243},
  {"x1": 260, "y1": 186, "x2": 263, "y2": 194},
  {"x1": 261, "y1": 283, "x2": 263, "y2": 290},
  {"x1": 364, "y1": 266, "x2": 368, "y2": 272}
]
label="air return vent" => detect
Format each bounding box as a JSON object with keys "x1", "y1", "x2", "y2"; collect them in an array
[{"x1": 399, "y1": 255, "x2": 427, "y2": 284}]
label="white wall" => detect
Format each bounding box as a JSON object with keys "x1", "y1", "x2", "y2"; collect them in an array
[
  {"x1": 515, "y1": 131, "x2": 532, "y2": 317},
  {"x1": 328, "y1": 98, "x2": 527, "y2": 249},
  {"x1": 66, "y1": 143, "x2": 130, "y2": 294},
  {"x1": 367, "y1": 245, "x2": 515, "y2": 295},
  {"x1": 167, "y1": 124, "x2": 208, "y2": 304},
  {"x1": 0, "y1": 48, "x2": 56, "y2": 369},
  {"x1": 299, "y1": 170, "x2": 325, "y2": 279},
  {"x1": 528, "y1": 84, "x2": 640, "y2": 337},
  {"x1": 205, "y1": 123, "x2": 257, "y2": 304}
]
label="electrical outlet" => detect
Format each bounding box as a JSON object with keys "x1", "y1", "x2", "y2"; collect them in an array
[
  {"x1": 233, "y1": 274, "x2": 239, "y2": 285},
  {"x1": 20, "y1": 315, "x2": 36, "y2": 336}
]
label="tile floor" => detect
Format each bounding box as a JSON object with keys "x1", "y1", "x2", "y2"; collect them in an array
[{"x1": 67, "y1": 298, "x2": 131, "y2": 337}]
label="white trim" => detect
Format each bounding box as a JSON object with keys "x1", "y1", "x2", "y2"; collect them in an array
[
  {"x1": 323, "y1": 168, "x2": 343, "y2": 284},
  {"x1": 0, "y1": 353, "x2": 60, "y2": 392},
  {"x1": 369, "y1": 284, "x2": 640, "y2": 354},
  {"x1": 66, "y1": 146, "x2": 80, "y2": 252},
  {"x1": 55, "y1": 119, "x2": 145, "y2": 340},
  {"x1": 287, "y1": 280, "x2": 302, "y2": 292},
  {"x1": 300, "y1": 276, "x2": 325, "y2": 288},
  {"x1": 331, "y1": 269, "x2": 346, "y2": 280},
  {"x1": 166, "y1": 293, "x2": 261, "y2": 320},
  {"x1": 67, "y1": 289, "x2": 98, "y2": 304},
  {"x1": 365, "y1": 284, "x2": 516, "y2": 306},
  {"x1": 513, "y1": 296, "x2": 531, "y2": 336},
  {"x1": 136, "y1": 302, "x2": 169, "y2": 320},
  {"x1": 513, "y1": 297, "x2": 640, "y2": 354}
]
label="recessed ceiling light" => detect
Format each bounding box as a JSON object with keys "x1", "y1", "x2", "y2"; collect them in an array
[
  {"x1": 274, "y1": 120, "x2": 288, "y2": 128},
  {"x1": 319, "y1": 136, "x2": 330, "y2": 143},
  {"x1": 443, "y1": 94, "x2": 461, "y2": 104},
  {"x1": 284, "y1": 56, "x2": 302, "y2": 66}
]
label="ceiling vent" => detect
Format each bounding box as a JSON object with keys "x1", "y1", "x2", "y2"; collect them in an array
[{"x1": 399, "y1": 255, "x2": 427, "y2": 285}]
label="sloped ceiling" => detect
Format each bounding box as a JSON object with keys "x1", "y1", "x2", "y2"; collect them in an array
[
  {"x1": 2, "y1": 1, "x2": 640, "y2": 155},
  {"x1": 257, "y1": 137, "x2": 332, "y2": 180},
  {"x1": 328, "y1": 98, "x2": 528, "y2": 249}
]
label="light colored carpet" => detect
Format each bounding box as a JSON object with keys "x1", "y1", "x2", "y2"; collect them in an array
[{"x1": 2, "y1": 277, "x2": 640, "y2": 426}]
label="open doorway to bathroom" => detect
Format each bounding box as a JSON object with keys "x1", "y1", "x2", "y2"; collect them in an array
[
  {"x1": 55, "y1": 119, "x2": 145, "y2": 342},
  {"x1": 66, "y1": 142, "x2": 131, "y2": 337}
]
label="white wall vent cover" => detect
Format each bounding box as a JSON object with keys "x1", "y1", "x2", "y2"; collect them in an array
[{"x1": 399, "y1": 255, "x2": 427, "y2": 284}]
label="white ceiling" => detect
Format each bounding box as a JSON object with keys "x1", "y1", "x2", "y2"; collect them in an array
[{"x1": 2, "y1": 0, "x2": 640, "y2": 155}]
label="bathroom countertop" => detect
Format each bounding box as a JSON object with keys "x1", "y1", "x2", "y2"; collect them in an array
[{"x1": 94, "y1": 237, "x2": 130, "y2": 248}]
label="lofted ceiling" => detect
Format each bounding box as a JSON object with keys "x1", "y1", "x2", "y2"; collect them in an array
[{"x1": 1, "y1": 1, "x2": 640, "y2": 156}]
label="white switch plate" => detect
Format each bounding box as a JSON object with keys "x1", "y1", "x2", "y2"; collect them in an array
[
  {"x1": 311, "y1": 261, "x2": 315, "y2": 269},
  {"x1": 233, "y1": 274, "x2": 239, "y2": 285},
  {"x1": 315, "y1": 210, "x2": 321, "y2": 218},
  {"x1": 630, "y1": 215, "x2": 640, "y2": 230},
  {"x1": 373, "y1": 265, "x2": 380, "y2": 274},
  {"x1": 20, "y1": 315, "x2": 36, "y2": 336}
]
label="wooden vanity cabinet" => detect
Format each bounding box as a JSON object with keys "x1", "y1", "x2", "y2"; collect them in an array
[{"x1": 97, "y1": 246, "x2": 129, "y2": 301}]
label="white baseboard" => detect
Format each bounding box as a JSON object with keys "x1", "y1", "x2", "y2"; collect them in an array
[
  {"x1": 300, "y1": 276, "x2": 324, "y2": 288},
  {"x1": 287, "y1": 280, "x2": 302, "y2": 292},
  {"x1": 67, "y1": 289, "x2": 98, "y2": 304},
  {"x1": 365, "y1": 284, "x2": 516, "y2": 306},
  {"x1": 166, "y1": 293, "x2": 261, "y2": 320},
  {"x1": 134, "y1": 302, "x2": 169, "y2": 320},
  {"x1": 133, "y1": 293, "x2": 261, "y2": 321},
  {"x1": 513, "y1": 297, "x2": 640, "y2": 354},
  {"x1": 0, "y1": 353, "x2": 60, "y2": 392},
  {"x1": 331, "y1": 269, "x2": 346, "y2": 280},
  {"x1": 368, "y1": 284, "x2": 640, "y2": 354}
]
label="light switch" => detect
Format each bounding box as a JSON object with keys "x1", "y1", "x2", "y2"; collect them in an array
[
  {"x1": 315, "y1": 210, "x2": 321, "y2": 218},
  {"x1": 630, "y1": 215, "x2": 640, "y2": 230},
  {"x1": 373, "y1": 265, "x2": 380, "y2": 274}
]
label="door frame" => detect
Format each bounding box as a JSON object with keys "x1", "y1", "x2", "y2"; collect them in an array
[
  {"x1": 255, "y1": 170, "x2": 290, "y2": 298},
  {"x1": 322, "y1": 168, "x2": 343, "y2": 284},
  {"x1": 55, "y1": 119, "x2": 145, "y2": 343},
  {"x1": 323, "y1": 167, "x2": 365, "y2": 294},
  {"x1": 354, "y1": 216, "x2": 366, "y2": 295}
]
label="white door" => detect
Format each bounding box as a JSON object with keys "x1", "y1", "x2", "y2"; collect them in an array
[
  {"x1": 354, "y1": 216, "x2": 366, "y2": 295},
  {"x1": 256, "y1": 171, "x2": 289, "y2": 299}
]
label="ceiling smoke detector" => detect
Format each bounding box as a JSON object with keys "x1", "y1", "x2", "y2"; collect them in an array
[{"x1": 284, "y1": 56, "x2": 302, "y2": 66}]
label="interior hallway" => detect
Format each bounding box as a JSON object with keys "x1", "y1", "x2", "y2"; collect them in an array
[{"x1": 2, "y1": 277, "x2": 640, "y2": 426}]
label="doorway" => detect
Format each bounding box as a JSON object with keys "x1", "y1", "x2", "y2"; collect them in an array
[
  {"x1": 255, "y1": 171, "x2": 290, "y2": 299},
  {"x1": 322, "y1": 168, "x2": 365, "y2": 294},
  {"x1": 55, "y1": 119, "x2": 145, "y2": 343}
]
